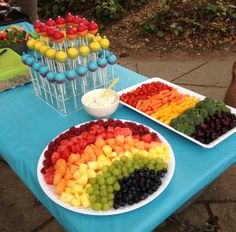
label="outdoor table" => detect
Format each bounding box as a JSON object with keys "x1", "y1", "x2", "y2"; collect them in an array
[
  {"x1": 1, "y1": 21, "x2": 236, "y2": 232},
  {"x1": 0, "y1": 64, "x2": 236, "y2": 232}
]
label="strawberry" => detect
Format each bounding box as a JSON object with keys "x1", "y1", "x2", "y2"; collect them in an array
[
  {"x1": 61, "y1": 149, "x2": 70, "y2": 160},
  {"x1": 71, "y1": 144, "x2": 80, "y2": 153},
  {"x1": 86, "y1": 134, "x2": 96, "y2": 144},
  {"x1": 44, "y1": 173, "x2": 54, "y2": 185},
  {"x1": 43, "y1": 158, "x2": 52, "y2": 168},
  {"x1": 141, "y1": 134, "x2": 152, "y2": 143},
  {"x1": 77, "y1": 139, "x2": 87, "y2": 150},
  {"x1": 51, "y1": 152, "x2": 60, "y2": 164},
  {"x1": 45, "y1": 166, "x2": 55, "y2": 174},
  {"x1": 57, "y1": 144, "x2": 68, "y2": 153}
]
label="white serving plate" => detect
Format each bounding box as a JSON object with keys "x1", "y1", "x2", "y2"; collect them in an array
[
  {"x1": 37, "y1": 119, "x2": 175, "y2": 216},
  {"x1": 118, "y1": 78, "x2": 236, "y2": 148}
]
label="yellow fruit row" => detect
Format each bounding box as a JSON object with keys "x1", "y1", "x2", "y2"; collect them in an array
[{"x1": 151, "y1": 96, "x2": 199, "y2": 125}]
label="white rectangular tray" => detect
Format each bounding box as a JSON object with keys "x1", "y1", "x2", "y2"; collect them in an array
[{"x1": 118, "y1": 77, "x2": 236, "y2": 148}]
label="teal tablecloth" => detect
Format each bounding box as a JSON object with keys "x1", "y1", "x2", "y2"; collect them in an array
[
  {"x1": 0, "y1": 65, "x2": 236, "y2": 232},
  {"x1": 0, "y1": 21, "x2": 33, "y2": 31}
]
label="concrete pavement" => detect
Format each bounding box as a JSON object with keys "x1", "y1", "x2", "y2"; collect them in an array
[{"x1": 1, "y1": 51, "x2": 236, "y2": 232}]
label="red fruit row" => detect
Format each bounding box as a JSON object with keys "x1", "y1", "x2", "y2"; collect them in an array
[
  {"x1": 41, "y1": 120, "x2": 161, "y2": 174},
  {"x1": 120, "y1": 82, "x2": 173, "y2": 107}
]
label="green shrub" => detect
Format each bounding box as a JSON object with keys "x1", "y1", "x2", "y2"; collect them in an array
[
  {"x1": 38, "y1": 0, "x2": 147, "y2": 21},
  {"x1": 140, "y1": 0, "x2": 236, "y2": 38}
]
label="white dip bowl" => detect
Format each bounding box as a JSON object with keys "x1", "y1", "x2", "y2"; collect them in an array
[{"x1": 81, "y1": 88, "x2": 119, "y2": 118}]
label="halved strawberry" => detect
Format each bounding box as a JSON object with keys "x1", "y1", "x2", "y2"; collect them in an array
[
  {"x1": 51, "y1": 152, "x2": 60, "y2": 164},
  {"x1": 45, "y1": 166, "x2": 55, "y2": 174},
  {"x1": 44, "y1": 173, "x2": 54, "y2": 185},
  {"x1": 142, "y1": 134, "x2": 152, "y2": 143},
  {"x1": 61, "y1": 149, "x2": 70, "y2": 160}
]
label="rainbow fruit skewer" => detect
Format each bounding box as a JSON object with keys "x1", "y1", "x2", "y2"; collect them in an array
[
  {"x1": 66, "y1": 70, "x2": 78, "y2": 109},
  {"x1": 47, "y1": 71, "x2": 60, "y2": 108},
  {"x1": 67, "y1": 47, "x2": 79, "y2": 70},
  {"x1": 76, "y1": 65, "x2": 88, "y2": 93},
  {"x1": 55, "y1": 73, "x2": 67, "y2": 114},
  {"x1": 39, "y1": 65, "x2": 50, "y2": 101},
  {"x1": 88, "y1": 61, "x2": 98, "y2": 88},
  {"x1": 107, "y1": 54, "x2": 118, "y2": 82}
]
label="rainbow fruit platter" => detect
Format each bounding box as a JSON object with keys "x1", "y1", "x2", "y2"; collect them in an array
[{"x1": 37, "y1": 119, "x2": 175, "y2": 215}]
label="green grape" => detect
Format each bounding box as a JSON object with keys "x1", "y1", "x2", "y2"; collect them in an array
[
  {"x1": 107, "y1": 165, "x2": 114, "y2": 173},
  {"x1": 134, "y1": 164, "x2": 139, "y2": 170},
  {"x1": 101, "y1": 197, "x2": 108, "y2": 204},
  {"x1": 108, "y1": 193, "x2": 114, "y2": 200},
  {"x1": 100, "y1": 185, "x2": 106, "y2": 191},
  {"x1": 89, "y1": 178, "x2": 96, "y2": 184},
  {"x1": 155, "y1": 158, "x2": 164, "y2": 163},
  {"x1": 106, "y1": 176, "x2": 115, "y2": 185},
  {"x1": 89, "y1": 195, "x2": 96, "y2": 202},
  {"x1": 102, "y1": 202, "x2": 111, "y2": 211},
  {"x1": 96, "y1": 195, "x2": 101, "y2": 202},
  {"x1": 148, "y1": 164, "x2": 155, "y2": 170},
  {"x1": 94, "y1": 189, "x2": 100, "y2": 196},
  {"x1": 128, "y1": 167, "x2": 134, "y2": 173},
  {"x1": 93, "y1": 184, "x2": 100, "y2": 190},
  {"x1": 162, "y1": 162, "x2": 168, "y2": 169},
  {"x1": 149, "y1": 160, "x2": 156, "y2": 166},
  {"x1": 122, "y1": 167, "x2": 128, "y2": 174},
  {"x1": 120, "y1": 156, "x2": 127, "y2": 163},
  {"x1": 125, "y1": 160, "x2": 132, "y2": 168},
  {"x1": 98, "y1": 177, "x2": 106, "y2": 185},
  {"x1": 96, "y1": 174, "x2": 103, "y2": 180},
  {"x1": 102, "y1": 166, "x2": 108, "y2": 172},
  {"x1": 123, "y1": 171, "x2": 129, "y2": 177},
  {"x1": 113, "y1": 182, "x2": 120, "y2": 191},
  {"x1": 91, "y1": 202, "x2": 96, "y2": 210},
  {"x1": 116, "y1": 173, "x2": 122, "y2": 180},
  {"x1": 103, "y1": 171, "x2": 111, "y2": 178},
  {"x1": 143, "y1": 157, "x2": 149, "y2": 165},
  {"x1": 117, "y1": 164, "x2": 123, "y2": 170},
  {"x1": 100, "y1": 189, "x2": 107, "y2": 197},
  {"x1": 112, "y1": 160, "x2": 120, "y2": 166},
  {"x1": 94, "y1": 202, "x2": 102, "y2": 211},
  {"x1": 112, "y1": 168, "x2": 120, "y2": 177},
  {"x1": 156, "y1": 163, "x2": 163, "y2": 171},
  {"x1": 86, "y1": 186, "x2": 94, "y2": 195},
  {"x1": 107, "y1": 185, "x2": 114, "y2": 193},
  {"x1": 108, "y1": 201, "x2": 114, "y2": 208}
]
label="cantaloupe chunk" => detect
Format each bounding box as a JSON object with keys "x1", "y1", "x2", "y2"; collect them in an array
[
  {"x1": 55, "y1": 159, "x2": 66, "y2": 170},
  {"x1": 89, "y1": 153, "x2": 97, "y2": 161},
  {"x1": 106, "y1": 138, "x2": 116, "y2": 148},
  {"x1": 53, "y1": 172, "x2": 62, "y2": 185},
  {"x1": 115, "y1": 135, "x2": 125, "y2": 146},
  {"x1": 93, "y1": 147, "x2": 103, "y2": 157},
  {"x1": 123, "y1": 143, "x2": 131, "y2": 151},
  {"x1": 135, "y1": 141, "x2": 146, "y2": 149},
  {"x1": 114, "y1": 145, "x2": 124, "y2": 154},
  {"x1": 124, "y1": 136, "x2": 135, "y2": 146},
  {"x1": 64, "y1": 166, "x2": 73, "y2": 180},
  {"x1": 68, "y1": 153, "x2": 80, "y2": 164},
  {"x1": 95, "y1": 138, "x2": 106, "y2": 148},
  {"x1": 69, "y1": 164, "x2": 78, "y2": 175},
  {"x1": 84, "y1": 145, "x2": 94, "y2": 155},
  {"x1": 83, "y1": 153, "x2": 90, "y2": 163},
  {"x1": 56, "y1": 178, "x2": 67, "y2": 195}
]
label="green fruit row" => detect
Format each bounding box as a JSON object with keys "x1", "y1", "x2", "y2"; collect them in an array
[{"x1": 87, "y1": 155, "x2": 168, "y2": 211}]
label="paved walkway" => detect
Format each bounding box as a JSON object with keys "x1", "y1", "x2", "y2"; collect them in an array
[{"x1": 1, "y1": 51, "x2": 236, "y2": 232}]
